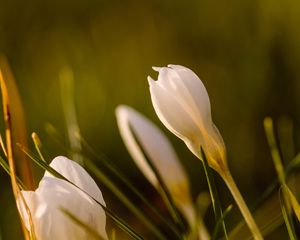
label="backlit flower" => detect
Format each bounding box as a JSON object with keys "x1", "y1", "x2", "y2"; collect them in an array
[
  {"x1": 115, "y1": 105, "x2": 208, "y2": 237},
  {"x1": 17, "y1": 156, "x2": 107, "y2": 240},
  {"x1": 148, "y1": 64, "x2": 227, "y2": 173}
]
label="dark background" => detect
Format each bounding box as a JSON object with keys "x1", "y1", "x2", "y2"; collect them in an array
[{"x1": 0, "y1": 0, "x2": 300, "y2": 239}]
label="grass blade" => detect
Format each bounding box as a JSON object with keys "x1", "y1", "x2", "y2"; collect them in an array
[
  {"x1": 18, "y1": 144, "x2": 146, "y2": 240},
  {"x1": 264, "y1": 117, "x2": 297, "y2": 238},
  {"x1": 47, "y1": 125, "x2": 181, "y2": 238},
  {"x1": 279, "y1": 188, "x2": 296, "y2": 240},
  {"x1": 212, "y1": 205, "x2": 232, "y2": 240},
  {"x1": 84, "y1": 158, "x2": 170, "y2": 240},
  {"x1": 61, "y1": 208, "x2": 107, "y2": 240},
  {"x1": 0, "y1": 56, "x2": 34, "y2": 189},
  {"x1": 200, "y1": 147, "x2": 228, "y2": 239},
  {"x1": 76, "y1": 133, "x2": 182, "y2": 238},
  {"x1": 283, "y1": 185, "x2": 300, "y2": 223},
  {"x1": 0, "y1": 155, "x2": 26, "y2": 189},
  {"x1": 228, "y1": 193, "x2": 283, "y2": 239},
  {"x1": 60, "y1": 67, "x2": 82, "y2": 164}
]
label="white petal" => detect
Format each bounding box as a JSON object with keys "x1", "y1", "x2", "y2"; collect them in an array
[
  {"x1": 37, "y1": 177, "x2": 107, "y2": 240},
  {"x1": 44, "y1": 156, "x2": 105, "y2": 204},
  {"x1": 149, "y1": 65, "x2": 226, "y2": 171},
  {"x1": 149, "y1": 79, "x2": 202, "y2": 144},
  {"x1": 19, "y1": 157, "x2": 108, "y2": 240},
  {"x1": 116, "y1": 105, "x2": 157, "y2": 186},
  {"x1": 158, "y1": 66, "x2": 212, "y2": 126},
  {"x1": 116, "y1": 105, "x2": 195, "y2": 226},
  {"x1": 170, "y1": 65, "x2": 210, "y2": 115}
]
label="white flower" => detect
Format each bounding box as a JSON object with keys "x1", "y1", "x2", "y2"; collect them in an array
[
  {"x1": 115, "y1": 105, "x2": 198, "y2": 229},
  {"x1": 148, "y1": 64, "x2": 227, "y2": 172},
  {"x1": 17, "y1": 156, "x2": 107, "y2": 240}
]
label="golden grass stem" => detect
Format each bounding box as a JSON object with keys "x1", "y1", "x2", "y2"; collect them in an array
[
  {"x1": 221, "y1": 170, "x2": 263, "y2": 240},
  {"x1": 0, "y1": 56, "x2": 34, "y2": 189},
  {"x1": 0, "y1": 69, "x2": 33, "y2": 240}
]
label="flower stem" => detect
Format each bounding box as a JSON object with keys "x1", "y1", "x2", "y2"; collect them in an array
[{"x1": 221, "y1": 170, "x2": 263, "y2": 240}]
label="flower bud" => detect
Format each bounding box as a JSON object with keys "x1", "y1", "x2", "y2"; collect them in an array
[
  {"x1": 116, "y1": 105, "x2": 197, "y2": 227},
  {"x1": 148, "y1": 64, "x2": 227, "y2": 173},
  {"x1": 17, "y1": 156, "x2": 107, "y2": 240}
]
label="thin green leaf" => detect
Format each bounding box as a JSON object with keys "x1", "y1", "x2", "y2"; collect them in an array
[
  {"x1": 0, "y1": 155, "x2": 26, "y2": 189},
  {"x1": 31, "y1": 132, "x2": 47, "y2": 163},
  {"x1": 18, "y1": 144, "x2": 144, "y2": 240},
  {"x1": 252, "y1": 152, "x2": 300, "y2": 211},
  {"x1": 47, "y1": 125, "x2": 180, "y2": 238},
  {"x1": 200, "y1": 147, "x2": 228, "y2": 239},
  {"x1": 279, "y1": 188, "x2": 296, "y2": 240},
  {"x1": 76, "y1": 134, "x2": 182, "y2": 238},
  {"x1": 130, "y1": 130, "x2": 186, "y2": 232},
  {"x1": 60, "y1": 67, "x2": 82, "y2": 164},
  {"x1": 111, "y1": 229, "x2": 116, "y2": 240},
  {"x1": 264, "y1": 117, "x2": 296, "y2": 238},
  {"x1": 61, "y1": 208, "x2": 106, "y2": 240},
  {"x1": 283, "y1": 185, "x2": 300, "y2": 222},
  {"x1": 212, "y1": 205, "x2": 232, "y2": 240},
  {"x1": 229, "y1": 193, "x2": 283, "y2": 239},
  {"x1": 84, "y1": 159, "x2": 169, "y2": 240}
]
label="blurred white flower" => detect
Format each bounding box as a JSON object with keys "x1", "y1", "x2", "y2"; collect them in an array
[
  {"x1": 17, "y1": 156, "x2": 107, "y2": 240},
  {"x1": 116, "y1": 105, "x2": 209, "y2": 239},
  {"x1": 148, "y1": 64, "x2": 227, "y2": 173}
]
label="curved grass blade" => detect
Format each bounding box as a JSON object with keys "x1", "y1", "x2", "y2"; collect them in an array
[
  {"x1": 0, "y1": 155, "x2": 26, "y2": 189},
  {"x1": 264, "y1": 117, "x2": 297, "y2": 238},
  {"x1": 31, "y1": 132, "x2": 46, "y2": 163},
  {"x1": 283, "y1": 185, "x2": 300, "y2": 222},
  {"x1": 130, "y1": 130, "x2": 186, "y2": 232},
  {"x1": 76, "y1": 133, "x2": 182, "y2": 238},
  {"x1": 45, "y1": 125, "x2": 181, "y2": 239},
  {"x1": 60, "y1": 67, "x2": 82, "y2": 164},
  {"x1": 200, "y1": 147, "x2": 228, "y2": 239},
  {"x1": 252, "y1": 153, "x2": 300, "y2": 211},
  {"x1": 18, "y1": 144, "x2": 146, "y2": 240},
  {"x1": 279, "y1": 188, "x2": 296, "y2": 240},
  {"x1": 228, "y1": 193, "x2": 283, "y2": 239},
  {"x1": 0, "y1": 68, "x2": 32, "y2": 240},
  {"x1": 212, "y1": 205, "x2": 232, "y2": 240},
  {"x1": 61, "y1": 208, "x2": 106, "y2": 240},
  {"x1": 0, "y1": 57, "x2": 34, "y2": 189},
  {"x1": 84, "y1": 158, "x2": 172, "y2": 240}
]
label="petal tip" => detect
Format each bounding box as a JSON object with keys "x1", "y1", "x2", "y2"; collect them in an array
[
  {"x1": 147, "y1": 76, "x2": 155, "y2": 85},
  {"x1": 115, "y1": 105, "x2": 131, "y2": 119},
  {"x1": 152, "y1": 66, "x2": 161, "y2": 72}
]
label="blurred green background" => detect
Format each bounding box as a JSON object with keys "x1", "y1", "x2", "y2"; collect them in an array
[{"x1": 0, "y1": 0, "x2": 300, "y2": 239}]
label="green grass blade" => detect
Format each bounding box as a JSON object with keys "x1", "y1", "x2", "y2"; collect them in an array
[
  {"x1": 264, "y1": 117, "x2": 297, "y2": 239},
  {"x1": 279, "y1": 188, "x2": 296, "y2": 240},
  {"x1": 47, "y1": 124, "x2": 181, "y2": 239},
  {"x1": 18, "y1": 144, "x2": 144, "y2": 240},
  {"x1": 61, "y1": 208, "x2": 106, "y2": 240},
  {"x1": 200, "y1": 147, "x2": 228, "y2": 239},
  {"x1": 111, "y1": 229, "x2": 116, "y2": 240},
  {"x1": 31, "y1": 132, "x2": 47, "y2": 163},
  {"x1": 0, "y1": 155, "x2": 26, "y2": 189},
  {"x1": 131, "y1": 132, "x2": 186, "y2": 232},
  {"x1": 228, "y1": 193, "x2": 283, "y2": 239},
  {"x1": 76, "y1": 134, "x2": 182, "y2": 238},
  {"x1": 212, "y1": 205, "x2": 232, "y2": 240},
  {"x1": 283, "y1": 185, "x2": 300, "y2": 224},
  {"x1": 59, "y1": 67, "x2": 82, "y2": 164},
  {"x1": 84, "y1": 159, "x2": 170, "y2": 240},
  {"x1": 252, "y1": 152, "x2": 300, "y2": 211}
]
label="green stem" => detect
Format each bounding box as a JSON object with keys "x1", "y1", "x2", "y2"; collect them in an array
[
  {"x1": 222, "y1": 170, "x2": 263, "y2": 240},
  {"x1": 200, "y1": 148, "x2": 228, "y2": 239},
  {"x1": 84, "y1": 160, "x2": 168, "y2": 240}
]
